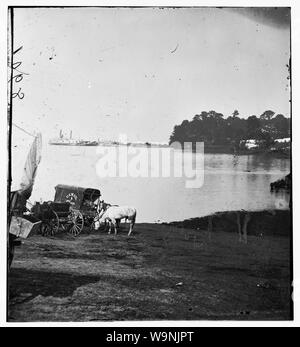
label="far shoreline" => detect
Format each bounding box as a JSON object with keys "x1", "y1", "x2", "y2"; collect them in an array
[{"x1": 48, "y1": 142, "x2": 290, "y2": 158}]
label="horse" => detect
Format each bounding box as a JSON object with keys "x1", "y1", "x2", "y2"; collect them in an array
[
  {"x1": 95, "y1": 200, "x2": 120, "y2": 228},
  {"x1": 96, "y1": 205, "x2": 137, "y2": 236}
]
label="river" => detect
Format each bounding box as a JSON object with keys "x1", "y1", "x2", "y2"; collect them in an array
[{"x1": 30, "y1": 144, "x2": 290, "y2": 222}]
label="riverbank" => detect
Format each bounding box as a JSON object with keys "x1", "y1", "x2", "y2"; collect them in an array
[
  {"x1": 203, "y1": 144, "x2": 290, "y2": 158},
  {"x1": 8, "y1": 209, "x2": 292, "y2": 321},
  {"x1": 166, "y1": 209, "x2": 291, "y2": 238}
]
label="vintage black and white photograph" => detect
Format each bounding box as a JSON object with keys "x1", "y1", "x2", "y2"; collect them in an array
[{"x1": 7, "y1": 5, "x2": 292, "y2": 323}]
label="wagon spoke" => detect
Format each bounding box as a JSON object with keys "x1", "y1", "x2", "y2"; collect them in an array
[
  {"x1": 73, "y1": 225, "x2": 81, "y2": 236},
  {"x1": 67, "y1": 211, "x2": 84, "y2": 237},
  {"x1": 49, "y1": 211, "x2": 60, "y2": 235}
]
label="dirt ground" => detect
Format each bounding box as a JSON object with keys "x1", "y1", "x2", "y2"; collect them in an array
[{"x1": 7, "y1": 222, "x2": 292, "y2": 322}]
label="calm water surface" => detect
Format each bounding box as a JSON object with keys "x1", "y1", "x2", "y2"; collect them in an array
[{"x1": 30, "y1": 145, "x2": 290, "y2": 222}]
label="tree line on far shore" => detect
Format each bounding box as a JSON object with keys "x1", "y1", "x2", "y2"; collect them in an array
[{"x1": 169, "y1": 110, "x2": 290, "y2": 149}]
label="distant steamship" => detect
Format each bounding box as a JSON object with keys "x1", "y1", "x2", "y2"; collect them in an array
[{"x1": 49, "y1": 130, "x2": 99, "y2": 146}]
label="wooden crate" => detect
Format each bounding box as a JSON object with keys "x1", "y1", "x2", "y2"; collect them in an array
[{"x1": 9, "y1": 215, "x2": 41, "y2": 238}]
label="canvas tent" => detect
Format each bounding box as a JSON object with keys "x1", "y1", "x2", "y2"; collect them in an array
[{"x1": 11, "y1": 124, "x2": 42, "y2": 198}]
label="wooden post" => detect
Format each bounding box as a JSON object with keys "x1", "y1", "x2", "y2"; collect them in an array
[
  {"x1": 242, "y1": 213, "x2": 251, "y2": 244},
  {"x1": 208, "y1": 216, "x2": 213, "y2": 241},
  {"x1": 236, "y1": 211, "x2": 242, "y2": 242}
]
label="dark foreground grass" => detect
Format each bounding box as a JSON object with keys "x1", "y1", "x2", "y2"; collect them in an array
[{"x1": 8, "y1": 213, "x2": 292, "y2": 321}]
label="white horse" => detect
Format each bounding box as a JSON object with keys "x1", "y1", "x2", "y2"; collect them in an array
[
  {"x1": 95, "y1": 205, "x2": 137, "y2": 236},
  {"x1": 95, "y1": 201, "x2": 119, "y2": 228}
]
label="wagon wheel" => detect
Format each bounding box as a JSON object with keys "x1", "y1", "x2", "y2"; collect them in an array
[
  {"x1": 67, "y1": 210, "x2": 84, "y2": 236},
  {"x1": 40, "y1": 211, "x2": 59, "y2": 237}
]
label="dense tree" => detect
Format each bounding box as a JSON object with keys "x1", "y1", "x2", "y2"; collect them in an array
[
  {"x1": 260, "y1": 110, "x2": 275, "y2": 121},
  {"x1": 273, "y1": 114, "x2": 290, "y2": 138},
  {"x1": 246, "y1": 115, "x2": 260, "y2": 138},
  {"x1": 169, "y1": 110, "x2": 290, "y2": 150},
  {"x1": 232, "y1": 110, "x2": 239, "y2": 118}
]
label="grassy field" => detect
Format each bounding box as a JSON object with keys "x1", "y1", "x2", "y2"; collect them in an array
[{"x1": 8, "y1": 220, "x2": 292, "y2": 322}]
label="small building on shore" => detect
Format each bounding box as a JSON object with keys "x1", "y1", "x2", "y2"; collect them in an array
[
  {"x1": 274, "y1": 137, "x2": 290, "y2": 144},
  {"x1": 243, "y1": 139, "x2": 259, "y2": 149}
]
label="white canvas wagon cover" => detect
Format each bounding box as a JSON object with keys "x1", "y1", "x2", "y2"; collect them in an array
[{"x1": 11, "y1": 124, "x2": 42, "y2": 196}]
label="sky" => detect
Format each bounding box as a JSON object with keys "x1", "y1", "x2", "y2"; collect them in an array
[{"x1": 11, "y1": 7, "x2": 290, "y2": 142}]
